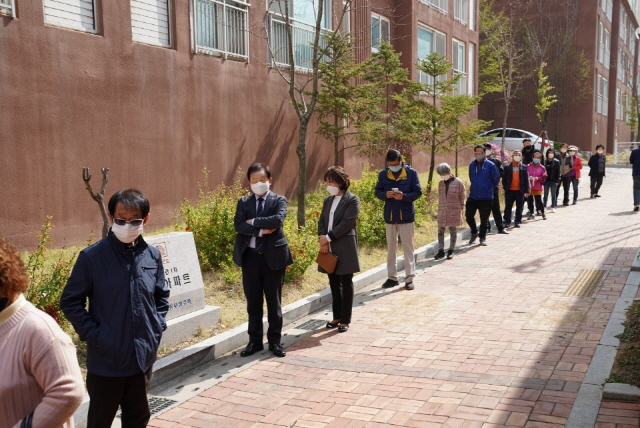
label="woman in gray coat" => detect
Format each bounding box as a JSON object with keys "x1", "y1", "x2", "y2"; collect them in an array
[{"x1": 318, "y1": 166, "x2": 361, "y2": 333}]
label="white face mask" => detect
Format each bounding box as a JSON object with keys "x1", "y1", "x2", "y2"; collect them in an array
[
  {"x1": 326, "y1": 185, "x2": 340, "y2": 196},
  {"x1": 597, "y1": 150, "x2": 604, "y2": 154},
  {"x1": 547, "y1": 153, "x2": 555, "y2": 159},
  {"x1": 441, "y1": 174, "x2": 451, "y2": 181},
  {"x1": 250, "y1": 181, "x2": 270, "y2": 196},
  {"x1": 513, "y1": 156, "x2": 521, "y2": 162},
  {"x1": 112, "y1": 222, "x2": 144, "y2": 244},
  {"x1": 485, "y1": 149, "x2": 492, "y2": 156},
  {"x1": 560, "y1": 148, "x2": 567, "y2": 153}
]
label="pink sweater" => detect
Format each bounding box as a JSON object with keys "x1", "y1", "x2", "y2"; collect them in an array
[{"x1": 0, "y1": 296, "x2": 85, "y2": 428}]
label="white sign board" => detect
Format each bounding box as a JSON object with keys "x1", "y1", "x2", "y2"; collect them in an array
[{"x1": 145, "y1": 232, "x2": 206, "y2": 320}]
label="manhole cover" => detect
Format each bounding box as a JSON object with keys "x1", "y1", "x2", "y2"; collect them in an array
[
  {"x1": 564, "y1": 269, "x2": 606, "y2": 297},
  {"x1": 116, "y1": 397, "x2": 177, "y2": 418},
  {"x1": 297, "y1": 319, "x2": 328, "y2": 330}
]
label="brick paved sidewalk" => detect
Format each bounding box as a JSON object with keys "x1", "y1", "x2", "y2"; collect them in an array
[{"x1": 150, "y1": 168, "x2": 640, "y2": 428}]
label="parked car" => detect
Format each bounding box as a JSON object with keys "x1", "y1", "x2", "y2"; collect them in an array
[{"x1": 479, "y1": 128, "x2": 552, "y2": 153}]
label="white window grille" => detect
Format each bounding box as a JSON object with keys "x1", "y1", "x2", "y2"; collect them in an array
[
  {"x1": 606, "y1": 0, "x2": 612, "y2": 21},
  {"x1": 616, "y1": 88, "x2": 622, "y2": 120},
  {"x1": 618, "y1": 49, "x2": 625, "y2": 82},
  {"x1": 421, "y1": 0, "x2": 447, "y2": 14},
  {"x1": 371, "y1": 13, "x2": 390, "y2": 52},
  {"x1": 468, "y1": 0, "x2": 475, "y2": 30},
  {"x1": 44, "y1": 0, "x2": 97, "y2": 33},
  {"x1": 468, "y1": 42, "x2": 475, "y2": 95},
  {"x1": 193, "y1": 0, "x2": 249, "y2": 59},
  {"x1": 0, "y1": 0, "x2": 16, "y2": 18},
  {"x1": 131, "y1": 0, "x2": 171, "y2": 47},
  {"x1": 341, "y1": 0, "x2": 350, "y2": 35},
  {"x1": 454, "y1": 0, "x2": 467, "y2": 25},
  {"x1": 597, "y1": 75, "x2": 608, "y2": 116},
  {"x1": 452, "y1": 38, "x2": 466, "y2": 95},
  {"x1": 417, "y1": 25, "x2": 446, "y2": 85},
  {"x1": 604, "y1": 27, "x2": 610, "y2": 69},
  {"x1": 598, "y1": 21, "x2": 605, "y2": 65}
]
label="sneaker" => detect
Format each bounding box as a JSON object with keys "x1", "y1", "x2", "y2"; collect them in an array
[
  {"x1": 469, "y1": 233, "x2": 478, "y2": 245},
  {"x1": 498, "y1": 229, "x2": 509, "y2": 234},
  {"x1": 572, "y1": 201, "x2": 577, "y2": 205},
  {"x1": 382, "y1": 279, "x2": 399, "y2": 288},
  {"x1": 405, "y1": 282, "x2": 414, "y2": 290},
  {"x1": 595, "y1": 194, "x2": 601, "y2": 198},
  {"x1": 514, "y1": 223, "x2": 521, "y2": 228},
  {"x1": 536, "y1": 211, "x2": 542, "y2": 216},
  {"x1": 479, "y1": 238, "x2": 487, "y2": 246},
  {"x1": 542, "y1": 213, "x2": 547, "y2": 220},
  {"x1": 634, "y1": 206, "x2": 639, "y2": 212},
  {"x1": 550, "y1": 208, "x2": 556, "y2": 213},
  {"x1": 563, "y1": 202, "x2": 569, "y2": 206},
  {"x1": 446, "y1": 250, "x2": 454, "y2": 260},
  {"x1": 434, "y1": 249, "x2": 445, "y2": 260},
  {"x1": 504, "y1": 222, "x2": 511, "y2": 228},
  {"x1": 527, "y1": 214, "x2": 535, "y2": 221},
  {"x1": 590, "y1": 194, "x2": 594, "y2": 198}
]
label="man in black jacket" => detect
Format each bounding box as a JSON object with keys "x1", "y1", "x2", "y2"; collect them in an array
[
  {"x1": 484, "y1": 143, "x2": 508, "y2": 235},
  {"x1": 503, "y1": 151, "x2": 530, "y2": 228},
  {"x1": 233, "y1": 163, "x2": 293, "y2": 358}
]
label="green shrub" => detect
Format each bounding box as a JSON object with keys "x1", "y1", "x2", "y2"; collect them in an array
[
  {"x1": 284, "y1": 223, "x2": 318, "y2": 282},
  {"x1": 350, "y1": 166, "x2": 387, "y2": 246}
]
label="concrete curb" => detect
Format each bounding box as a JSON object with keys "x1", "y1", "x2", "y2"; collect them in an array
[
  {"x1": 565, "y1": 267, "x2": 640, "y2": 427},
  {"x1": 631, "y1": 247, "x2": 640, "y2": 272},
  {"x1": 603, "y1": 383, "x2": 640, "y2": 401}
]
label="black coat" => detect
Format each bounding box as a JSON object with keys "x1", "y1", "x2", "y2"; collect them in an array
[
  {"x1": 588, "y1": 154, "x2": 606, "y2": 177},
  {"x1": 503, "y1": 164, "x2": 530, "y2": 193},
  {"x1": 544, "y1": 158, "x2": 561, "y2": 183},
  {"x1": 233, "y1": 192, "x2": 294, "y2": 271},
  {"x1": 318, "y1": 191, "x2": 361, "y2": 275},
  {"x1": 522, "y1": 147, "x2": 535, "y2": 165}
]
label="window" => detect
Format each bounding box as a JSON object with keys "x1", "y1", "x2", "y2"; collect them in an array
[
  {"x1": 595, "y1": 120, "x2": 598, "y2": 134},
  {"x1": 598, "y1": 23, "x2": 610, "y2": 69},
  {"x1": 454, "y1": 0, "x2": 467, "y2": 24},
  {"x1": 341, "y1": 0, "x2": 350, "y2": 35},
  {"x1": 422, "y1": 0, "x2": 447, "y2": 14},
  {"x1": 600, "y1": 0, "x2": 613, "y2": 21},
  {"x1": 194, "y1": 0, "x2": 249, "y2": 59},
  {"x1": 616, "y1": 88, "x2": 623, "y2": 120},
  {"x1": 468, "y1": 0, "x2": 475, "y2": 30},
  {"x1": 417, "y1": 25, "x2": 446, "y2": 85},
  {"x1": 131, "y1": 0, "x2": 171, "y2": 47},
  {"x1": 371, "y1": 13, "x2": 390, "y2": 52},
  {"x1": 452, "y1": 38, "x2": 466, "y2": 95},
  {"x1": 597, "y1": 74, "x2": 608, "y2": 116},
  {"x1": 268, "y1": 0, "x2": 331, "y2": 69},
  {"x1": 621, "y1": 8, "x2": 628, "y2": 45},
  {"x1": 618, "y1": 49, "x2": 625, "y2": 82},
  {"x1": 43, "y1": 0, "x2": 98, "y2": 33},
  {"x1": 468, "y1": 42, "x2": 475, "y2": 95},
  {"x1": 0, "y1": 0, "x2": 16, "y2": 18}
]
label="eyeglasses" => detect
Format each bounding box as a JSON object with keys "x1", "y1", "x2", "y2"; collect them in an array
[{"x1": 113, "y1": 218, "x2": 144, "y2": 226}]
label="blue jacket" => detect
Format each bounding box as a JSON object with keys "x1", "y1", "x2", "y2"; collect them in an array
[
  {"x1": 468, "y1": 159, "x2": 501, "y2": 200},
  {"x1": 375, "y1": 165, "x2": 423, "y2": 224},
  {"x1": 630, "y1": 147, "x2": 640, "y2": 176},
  {"x1": 61, "y1": 232, "x2": 170, "y2": 376}
]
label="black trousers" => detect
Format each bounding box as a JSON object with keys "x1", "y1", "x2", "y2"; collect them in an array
[
  {"x1": 86, "y1": 369, "x2": 152, "y2": 428},
  {"x1": 328, "y1": 273, "x2": 354, "y2": 324},
  {"x1": 533, "y1": 194, "x2": 544, "y2": 214},
  {"x1": 526, "y1": 195, "x2": 534, "y2": 213},
  {"x1": 556, "y1": 176, "x2": 572, "y2": 204},
  {"x1": 590, "y1": 175, "x2": 604, "y2": 196},
  {"x1": 465, "y1": 198, "x2": 493, "y2": 239},
  {"x1": 486, "y1": 189, "x2": 504, "y2": 231},
  {"x1": 504, "y1": 190, "x2": 525, "y2": 225},
  {"x1": 242, "y1": 250, "x2": 285, "y2": 345}
]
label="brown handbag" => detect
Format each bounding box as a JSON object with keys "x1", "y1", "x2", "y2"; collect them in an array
[{"x1": 316, "y1": 251, "x2": 338, "y2": 274}]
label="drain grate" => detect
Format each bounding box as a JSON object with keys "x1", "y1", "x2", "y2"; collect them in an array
[
  {"x1": 564, "y1": 269, "x2": 606, "y2": 297},
  {"x1": 116, "y1": 397, "x2": 177, "y2": 418},
  {"x1": 297, "y1": 319, "x2": 328, "y2": 331}
]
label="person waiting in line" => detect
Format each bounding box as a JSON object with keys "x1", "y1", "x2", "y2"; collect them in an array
[
  {"x1": 503, "y1": 150, "x2": 530, "y2": 228},
  {"x1": 483, "y1": 143, "x2": 508, "y2": 235},
  {"x1": 556, "y1": 143, "x2": 574, "y2": 206},
  {"x1": 318, "y1": 166, "x2": 360, "y2": 333},
  {"x1": 568, "y1": 145, "x2": 583, "y2": 204},
  {"x1": 466, "y1": 145, "x2": 500, "y2": 246},
  {"x1": 527, "y1": 150, "x2": 548, "y2": 220},
  {"x1": 629, "y1": 144, "x2": 640, "y2": 211},
  {"x1": 375, "y1": 149, "x2": 423, "y2": 291},
  {"x1": 588, "y1": 144, "x2": 606, "y2": 198},
  {"x1": 543, "y1": 148, "x2": 560, "y2": 213},
  {"x1": 434, "y1": 163, "x2": 466, "y2": 260},
  {"x1": 1, "y1": 239, "x2": 85, "y2": 428},
  {"x1": 522, "y1": 139, "x2": 537, "y2": 216}
]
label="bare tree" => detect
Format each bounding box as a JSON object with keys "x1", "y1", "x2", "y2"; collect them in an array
[{"x1": 82, "y1": 167, "x2": 110, "y2": 238}]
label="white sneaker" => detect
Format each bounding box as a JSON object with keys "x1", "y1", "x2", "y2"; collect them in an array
[{"x1": 550, "y1": 208, "x2": 556, "y2": 213}]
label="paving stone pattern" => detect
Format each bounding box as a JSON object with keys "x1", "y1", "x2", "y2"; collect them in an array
[{"x1": 150, "y1": 169, "x2": 640, "y2": 428}]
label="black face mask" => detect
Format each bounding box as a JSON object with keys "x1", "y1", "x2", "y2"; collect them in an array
[{"x1": 0, "y1": 297, "x2": 8, "y2": 313}]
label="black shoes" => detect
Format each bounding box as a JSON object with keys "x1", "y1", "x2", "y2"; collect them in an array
[
  {"x1": 595, "y1": 194, "x2": 601, "y2": 197},
  {"x1": 635, "y1": 206, "x2": 640, "y2": 212},
  {"x1": 498, "y1": 229, "x2": 509, "y2": 234},
  {"x1": 542, "y1": 213, "x2": 547, "y2": 220},
  {"x1": 326, "y1": 321, "x2": 339, "y2": 329},
  {"x1": 572, "y1": 201, "x2": 577, "y2": 205},
  {"x1": 434, "y1": 249, "x2": 445, "y2": 260},
  {"x1": 240, "y1": 342, "x2": 264, "y2": 357},
  {"x1": 269, "y1": 343, "x2": 286, "y2": 357},
  {"x1": 446, "y1": 250, "x2": 454, "y2": 260},
  {"x1": 469, "y1": 233, "x2": 478, "y2": 245},
  {"x1": 514, "y1": 223, "x2": 521, "y2": 228},
  {"x1": 405, "y1": 282, "x2": 414, "y2": 290},
  {"x1": 479, "y1": 238, "x2": 487, "y2": 246},
  {"x1": 382, "y1": 279, "x2": 399, "y2": 288}
]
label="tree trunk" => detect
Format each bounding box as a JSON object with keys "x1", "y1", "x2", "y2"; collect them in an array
[
  {"x1": 455, "y1": 148, "x2": 459, "y2": 177},
  {"x1": 427, "y1": 140, "x2": 436, "y2": 194},
  {"x1": 501, "y1": 111, "x2": 509, "y2": 158},
  {"x1": 334, "y1": 114, "x2": 340, "y2": 166},
  {"x1": 297, "y1": 119, "x2": 308, "y2": 228}
]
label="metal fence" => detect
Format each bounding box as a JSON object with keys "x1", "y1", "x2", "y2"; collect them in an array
[
  {"x1": 268, "y1": 14, "x2": 328, "y2": 70},
  {"x1": 613, "y1": 141, "x2": 640, "y2": 164},
  {"x1": 194, "y1": 0, "x2": 249, "y2": 60}
]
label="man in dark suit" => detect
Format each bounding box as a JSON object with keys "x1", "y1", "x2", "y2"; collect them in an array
[{"x1": 233, "y1": 163, "x2": 293, "y2": 358}]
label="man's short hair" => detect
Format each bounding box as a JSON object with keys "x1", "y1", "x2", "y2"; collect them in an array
[
  {"x1": 247, "y1": 163, "x2": 272, "y2": 181},
  {"x1": 513, "y1": 150, "x2": 522, "y2": 155},
  {"x1": 0, "y1": 238, "x2": 29, "y2": 296},
  {"x1": 483, "y1": 143, "x2": 493, "y2": 150},
  {"x1": 108, "y1": 189, "x2": 150, "y2": 218},
  {"x1": 522, "y1": 139, "x2": 532, "y2": 144},
  {"x1": 596, "y1": 144, "x2": 605, "y2": 150},
  {"x1": 473, "y1": 145, "x2": 484, "y2": 152},
  {"x1": 386, "y1": 149, "x2": 402, "y2": 162}
]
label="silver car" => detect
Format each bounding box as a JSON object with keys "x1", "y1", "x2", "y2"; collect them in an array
[{"x1": 479, "y1": 128, "x2": 552, "y2": 153}]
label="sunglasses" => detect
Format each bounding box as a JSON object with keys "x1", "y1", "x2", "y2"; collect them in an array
[{"x1": 113, "y1": 218, "x2": 144, "y2": 227}]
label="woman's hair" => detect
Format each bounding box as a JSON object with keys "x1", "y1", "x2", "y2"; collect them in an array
[
  {"x1": 533, "y1": 150, "x2": 542, "y2": 158},
  {"x1": 436, "y1": 163, "x2": 451, "y2": 175},
  {"x1": 385, "y1": 149, "x2": 402, "y2": 162},
  {"x1": 546, "y1": 148, "x2": 556, "y2": 157},
  {"x1": 596, "y1": 144, "x2": 605, "y2": 150},
  {"x1": 324, "y1": 166, "x2": 350, "y2": 190},
  {"x1": 0, "y1": 239, "x2": 29, "y2": 296}
]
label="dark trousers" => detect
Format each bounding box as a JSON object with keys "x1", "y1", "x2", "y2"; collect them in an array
[
  {"x1": 242, "y1": 250, "x2": 285, "y2": 345},
  {"x1": 571, "y1": 178, "x2": 579, "y2": 202},
  {"x1": 590, "y1": 175, "x2": 603, "y2": 196},
  {"x1": 504, "y1": 190, "x2": 525, "y2": 225},
  {"x1": 526, "y1": 195, "x2": 534, "y2": 213},
  {"x1": 486, "y1": 189, "x2": 504, "y2": 231},
  {"x1": 533, "y1": 194, "x2": 544, "y2": 214},
  {"x1": 465, "y1": 198, "x2": 493, "y2": 239},
  {"x1": 634, "y1": 176, "x2": 640, "y2": 206},
  {"x1": 556, "y1": 176, "x2": 571, "y2": 204},
  {"x1": 328, "y1": 273, "x2": 354, "y2": 324},
  {"x1": 86, "y1": 369, "x2": 152, "y2": 428}
]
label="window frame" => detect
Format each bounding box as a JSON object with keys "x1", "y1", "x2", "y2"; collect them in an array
[
  {"x1": 371, "y1": 12, "x2": 390, "y2": 52},
  {"x1": 452, "y1": 37, "x2": 466, "y2": 95},
  {"x1": 43, "y1": 0, "x2": 100, "y2": 34},
  {"x1": 0, "y1": 0, "x2": 16, "y2": 18},
  {"x1": 453, "y1": 0, "x2": 468, "y2": 25},
  {"x1": 192, "y1": 0, "x2": 250, "y2": 60},
  {"x1": 421, "y1": 0, "x2": 447, "y2": 14},
  {"x1": 131, "y1": 0, "x2": 173, "y2": 48},
  {"x1": 417, "y1": 24, "x2": 446, "y2": 85}
]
